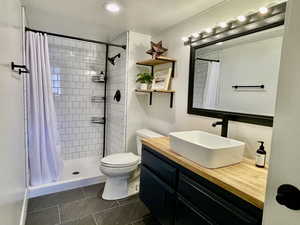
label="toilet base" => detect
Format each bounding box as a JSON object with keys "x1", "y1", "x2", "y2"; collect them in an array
[{"x1": 102, "y1": 167, "x2": 140, "y2": 200}]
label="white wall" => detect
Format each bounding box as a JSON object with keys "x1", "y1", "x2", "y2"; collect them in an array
[
  {"x1": 148, "y1": 0, "x2": 280, "y2": 160},
  {"x1": 0, "y1": 0, "x2": 27, "y2": 224},
  {"x1": 125, "y1": 31, "x2": 151, "y2": 154},
  {"x1": 218, "y1": 36, "x2": 282, "y2": 116}
]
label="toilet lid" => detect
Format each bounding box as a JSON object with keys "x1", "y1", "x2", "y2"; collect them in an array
[{"x1": 101, "y1": 153, "x2": 140, "y2": 168}]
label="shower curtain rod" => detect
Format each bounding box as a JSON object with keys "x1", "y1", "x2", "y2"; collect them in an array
[
  {"x1": 196, "y1": 57, "x2": 220, "y2": 63},
  {"x1": 25, "y1": 27, "x2": 126, "y2": 49}
]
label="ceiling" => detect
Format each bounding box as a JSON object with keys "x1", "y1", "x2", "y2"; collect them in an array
[{"x1": 21, "y1": 0, "x2": 225, "y2": 41}]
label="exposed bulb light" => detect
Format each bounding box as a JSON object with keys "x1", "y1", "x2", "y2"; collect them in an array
[
  {"x1": 182, "y1": 37, "x2": 189, "y2": 42},
  {"x1": 219, "y1": 22, "x2": 228, "y2": 28},
  {"x1": 259, "y1": 7, "x2": 269, "y2": 14},
  {"x1": 192, "y1": 33, "x2": 199, "y2": 38},
  {"x1": 105, "y1": 2, "x2": 120, "y2": 13},
  {"x1": 237, "y1": 15, "x2": 246, "y2": 22},
  {"x1": 205, "y1": 28, "x2": 212, "y2": 33}
]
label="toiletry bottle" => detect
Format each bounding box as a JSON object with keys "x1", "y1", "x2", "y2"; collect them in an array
[{"x1": 256, "y1": 141, "x2": 266, "y2": 168}]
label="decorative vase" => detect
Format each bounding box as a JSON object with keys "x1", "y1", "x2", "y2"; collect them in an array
[{"x1": 140, "y1": 83, "x2": 148, "y2": 90}]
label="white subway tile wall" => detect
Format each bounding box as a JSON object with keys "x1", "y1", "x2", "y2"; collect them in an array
[
  {"x1": 48, "y1": 36, "x2": 106, "y2": 160},
  {"x1": 106, "y1": 33, "x2": 128, "y2": 155}
]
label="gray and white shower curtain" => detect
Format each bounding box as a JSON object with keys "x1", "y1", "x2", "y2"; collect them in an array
[
  {"x1": 203, "y1": 62, "x2": 220, "y2": 109},
  {"x1": 26, "y1": 31, "x2": 62, "y2": 186}
]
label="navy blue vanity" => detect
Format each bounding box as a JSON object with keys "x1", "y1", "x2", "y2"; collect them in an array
[{"x1": 140, "y1": 144, "x2": 263, "y2": 225}]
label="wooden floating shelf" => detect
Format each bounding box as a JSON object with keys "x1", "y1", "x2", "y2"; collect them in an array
[
  {"x1": 135, "y1": 89, "x2": 175, "y2": 108},
  {"x1": 135, "y1": 89, "x2": 175, "y2": 93},
  {"x1": 136, "y1": 56, "x2": 176, "y2": 66}
]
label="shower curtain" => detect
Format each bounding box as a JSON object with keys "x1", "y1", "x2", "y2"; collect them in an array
[
  {"x1": 203, "y1": 62, "x2": 220, "y2": 109},
  {"x1": 26, "y1": 31, "x2": 62, "y2": 186}
]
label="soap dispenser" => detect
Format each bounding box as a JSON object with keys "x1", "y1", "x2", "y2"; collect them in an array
[{"x1": 256, "y1": 141, "x2": 266, "y2": 168}]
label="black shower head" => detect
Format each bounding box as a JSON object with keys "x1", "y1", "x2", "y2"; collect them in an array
[{"x1": 108, "y1": 53, "x2": 121, "y2": 66}]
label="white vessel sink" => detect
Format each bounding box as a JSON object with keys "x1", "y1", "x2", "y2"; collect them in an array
[{"x1": 169, "y1": 130, "x2": 245, "y2": 168}]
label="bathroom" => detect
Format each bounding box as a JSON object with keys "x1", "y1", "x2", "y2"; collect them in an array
[{"x1": 1, "y1": 0, "x2": 300, "y2": 225}]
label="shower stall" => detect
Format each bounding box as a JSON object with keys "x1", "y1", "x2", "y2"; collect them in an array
[{"x1": 25, "y1": 28, "x2": 128, "y2": 197}]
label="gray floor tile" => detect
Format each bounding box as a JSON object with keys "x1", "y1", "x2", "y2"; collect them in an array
[
  {"x1": 26, "y1": 206, "x2": 59, "y2": 225},
  {"x1": 60, "y1": 196, "x2": 118, "y2": 223},
  {"x1": 28, "y1": 188, "x2": 85, "y2": 212},
  {"x1": 117, "y1": 194, "x2": 139, "y2": 206},
  {"x1": 61, "y1": 215, "x2": 97, "y2": 225},
  {"x1": 82, "y1": 183, "x2": 105, "y2": 198},
  {"x1": 132, "y1": 216, "x2": 161, "y2": 225},
  {"x1": 95, "y1": 199, "x2": 150, "y2": 225}
]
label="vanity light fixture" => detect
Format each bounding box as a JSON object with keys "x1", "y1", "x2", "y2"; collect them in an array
[
  {"x1": 259, "y1": 7, "x2": 269, "y2": 14},
  {"x1": 237, "y1": 15, "x2": 246, "y2": 22},
  {"x1": 105, "y1": 2, "x2": 121, "y2": 13},
  {"x1": 182, "y1": 2, "x2": 286, "y2": 45},
  {"x1": 219, "y1": 22, "x2": 228, "y2": 28}
]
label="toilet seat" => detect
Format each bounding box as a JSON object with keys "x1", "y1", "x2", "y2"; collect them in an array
[{"x1": 101, "y1": 152, "x2": 140, "y2": 168}]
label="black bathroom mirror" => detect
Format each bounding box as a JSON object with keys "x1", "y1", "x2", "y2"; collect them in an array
[{"x1": 188, "y1": 25, "x2": 285, "y2": 127}]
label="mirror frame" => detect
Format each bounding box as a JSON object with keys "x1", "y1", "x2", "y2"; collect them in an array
[{"x1": 187, "y1": 23, "x2": 286, "y2": 127}]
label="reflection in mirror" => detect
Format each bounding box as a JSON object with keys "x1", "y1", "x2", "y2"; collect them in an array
[{"x1": 192, "y1": 26, "x2": 284, "y2": 117}]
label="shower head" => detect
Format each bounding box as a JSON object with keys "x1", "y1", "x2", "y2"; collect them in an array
[{"x1": 108, "y1": 53, "x2": 121, "y2": 66}]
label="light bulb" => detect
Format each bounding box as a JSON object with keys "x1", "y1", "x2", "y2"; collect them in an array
[
  {"x1": 216, "y1": 42, "x2": 223, "y2": 45},
  {"x1": 192, "y1": 33, "x2": 199, "y2": 38},
  {"x1": 259, "y1": 7, "x2": 269, "y2": 14},
  {"x1": 205, "y1": 28, "x2": 212, "y2": 33},
  {"x1": 182, "y1": 37, "x2": 189, "y2": 42},
  {"x1": 237, "y1": 15, "x2": 246, "y2": 22},
  {"x1": 219, "y1": 22, "x2": 228, "y2": 28}
]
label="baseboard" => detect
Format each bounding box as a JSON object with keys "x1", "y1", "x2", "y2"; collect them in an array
[{"x1": 19, "y1": 188, "x2": 28, "y2": 225}]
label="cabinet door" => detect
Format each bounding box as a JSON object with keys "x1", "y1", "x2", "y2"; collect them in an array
[
  {"x1": 175, "y1": 196, "x2": 218, "y2": 225},
  {"x1": 140, "y1": 165, "x2": 175, "y2": 225}
]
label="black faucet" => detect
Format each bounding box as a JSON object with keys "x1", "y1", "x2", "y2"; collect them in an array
[{"x1": 212, "y1": 117, "x2": 229, "y2": 137}]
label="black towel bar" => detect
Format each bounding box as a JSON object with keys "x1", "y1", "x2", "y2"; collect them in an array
[
  {"x1": 11, "y1": 62, "x2": 29, "y2": 74},
  {"x1": 232, "y1": 85, "x2": 265, "y2": 89}
]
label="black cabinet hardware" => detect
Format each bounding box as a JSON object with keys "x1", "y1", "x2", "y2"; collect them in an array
[{"x1": 276, "y1": 184, "x2": 300, "y2": 210}]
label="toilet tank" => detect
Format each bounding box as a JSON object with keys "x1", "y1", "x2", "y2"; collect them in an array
[{"x1": 136, "y1": 129, "x2": 163, "y2": 155}]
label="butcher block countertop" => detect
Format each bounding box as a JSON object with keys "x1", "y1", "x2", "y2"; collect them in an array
[{"x1": 142, "y1": 137, "x2": 268, "y2": 209}]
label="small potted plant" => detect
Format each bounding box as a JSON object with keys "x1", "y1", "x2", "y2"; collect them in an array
[{"x1": 136, "y1": 72, "x2": 153, "y2": 90}]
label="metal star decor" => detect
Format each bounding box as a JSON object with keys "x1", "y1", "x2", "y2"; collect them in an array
[{"x1": 146, "y1": 41, "x2": 168, "y2": 59}]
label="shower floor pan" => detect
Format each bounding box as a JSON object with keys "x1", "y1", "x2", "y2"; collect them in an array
[{"x1": 28, "y1": 157, "x2": 106, "y2": 198}]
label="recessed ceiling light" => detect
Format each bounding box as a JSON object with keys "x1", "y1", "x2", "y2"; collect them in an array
[
  {"x1": 237, "y1": 15, "x2": 246, "y2": 22},
  {"x1": 219, "y1": 22, "x2": 228, "y2": 28},
  {"x1": 259, "y1": 7, "x2": 269, "y2": 14},
  {"x1": 105, "y1": 2, "x2": 120, "y2": 13},
  {"x1": 192, "y1": 33, "x2": 199, "y2": 38}
]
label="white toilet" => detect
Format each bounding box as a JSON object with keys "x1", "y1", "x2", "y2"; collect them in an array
[{"x1": 100, "y1": 129, "x2": 162, "y2": 200}]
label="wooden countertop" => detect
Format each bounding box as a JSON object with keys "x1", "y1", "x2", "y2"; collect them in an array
[{"x1": 142, "y1": 137, "x2": 268, "y2": 209}]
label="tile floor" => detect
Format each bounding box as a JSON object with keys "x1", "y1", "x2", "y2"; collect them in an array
[{"x1": 26, "y1": 183, "x2": 160, "y2": 225}]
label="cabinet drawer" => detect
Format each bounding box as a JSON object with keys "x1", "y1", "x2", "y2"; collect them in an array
[
  {"x1": 175, "y1": 196, "x2": 217, "y2": 225},
  {"x1": 140, "y1": 165, "x2": 175, "y2": 225},
  {"x1": 178, "y1": 173, "x2": 260, "y2": 225},
  {"x1": 142, "y1": 146, "x2": 177, "y2": 188}
]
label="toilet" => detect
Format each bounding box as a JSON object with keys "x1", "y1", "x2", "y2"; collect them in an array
[{"x1": 100, "y1": 129, "x2": 162, "y2": 200}]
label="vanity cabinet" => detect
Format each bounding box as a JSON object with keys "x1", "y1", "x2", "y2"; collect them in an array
[{"x1": 140, "y1": 145, "x2": 263, "y2": 225}]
